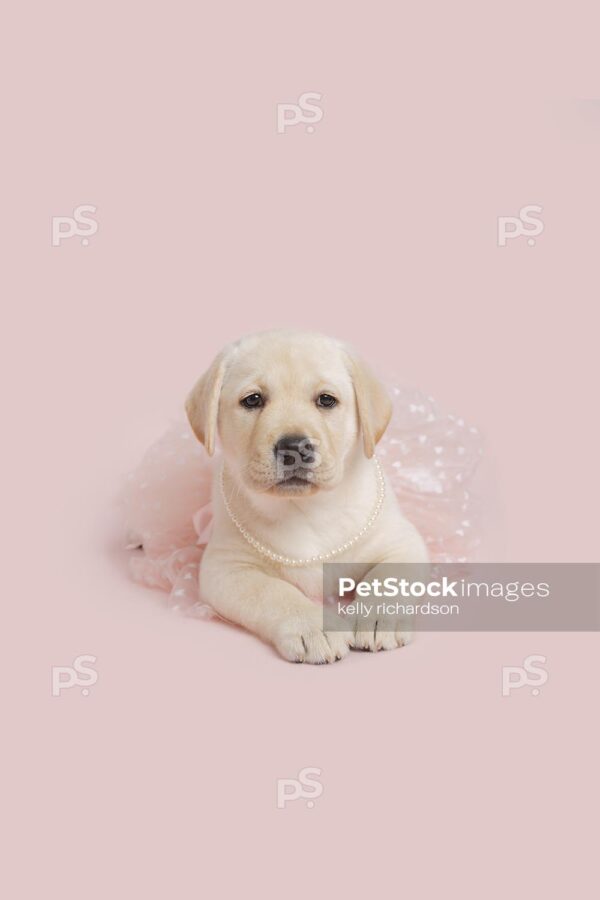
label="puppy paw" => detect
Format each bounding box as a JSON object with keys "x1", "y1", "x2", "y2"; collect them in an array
[
  {"x1": 351, "y1": 614, "x2": 413, "y2": 653},
  {"x1": 274, "y1": 617, "x2": 351, "y2": 664}
]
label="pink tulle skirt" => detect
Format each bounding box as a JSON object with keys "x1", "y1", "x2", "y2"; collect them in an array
[{"x1": 122, "y1": 386, "x2": 484, "y2": 618}]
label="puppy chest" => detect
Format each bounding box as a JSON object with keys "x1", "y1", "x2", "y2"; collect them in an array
[{"x1": 286, "y1": 567, "x2": 324, "y2": 603}]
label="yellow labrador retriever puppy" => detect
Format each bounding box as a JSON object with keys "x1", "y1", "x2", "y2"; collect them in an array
[{"x1": 186, "y1": 330, "x2": 427, "y2": 663}]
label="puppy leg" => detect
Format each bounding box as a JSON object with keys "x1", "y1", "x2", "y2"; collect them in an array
[
  {"x1": 351, "y1": 537, "x2": 428, "y2": 653},
  {"x1": 201, "y1": 555, "x2": 351, "y2": 664}
]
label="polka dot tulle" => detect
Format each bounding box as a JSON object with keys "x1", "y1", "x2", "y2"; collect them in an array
[
  {"x1": 122, "y1": 385, "x2": 483, "y2": 619},
  {"x1": 379, "y1": 386, "x2": 483, "y2": 565}
]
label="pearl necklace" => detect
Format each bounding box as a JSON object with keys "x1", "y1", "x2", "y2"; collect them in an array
[{"x1": 219, "y1": 457, "x2": 386, "y2": 567}]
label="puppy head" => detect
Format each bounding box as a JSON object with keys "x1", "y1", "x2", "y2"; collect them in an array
[{"x1": 186, "y1": 330, "x2": 391, "y2": 497}]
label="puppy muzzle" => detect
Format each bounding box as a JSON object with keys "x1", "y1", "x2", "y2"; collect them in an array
[{"x1": 273, "y1": 434, "x2": 319, "y2": 482}]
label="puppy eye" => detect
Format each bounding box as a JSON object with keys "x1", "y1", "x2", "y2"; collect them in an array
[
  {"x1": 240, "y1": 392, "x2": 264, "y2": 409},
  {"x1": 316, "y1": 393, "x2": 337, "y2": 409}
]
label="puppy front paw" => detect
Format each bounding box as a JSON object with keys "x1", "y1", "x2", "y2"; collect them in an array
[
  {"x1": 274, "y1": 615, "x2": 352, "y2": 664},
  {"x1": 351, "y1": 612, "x2": 413, "y2": 653}
]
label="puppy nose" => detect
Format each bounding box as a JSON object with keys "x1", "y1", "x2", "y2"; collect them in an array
[{"x1": 274, "y1": 434, "x2": 315, "y2": 464}]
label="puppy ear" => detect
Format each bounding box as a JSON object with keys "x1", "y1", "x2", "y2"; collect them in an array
[
  {"x1": 185, "y1": 352, "x2": 228, "y2": 456},
  {"x1": 346, "y1": 352, "x2": 392, "y2": 458}
]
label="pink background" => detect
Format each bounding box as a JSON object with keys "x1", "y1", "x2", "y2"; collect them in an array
[{"x1": 4, "y1": 2, "x2": 598, "y2": 898}]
